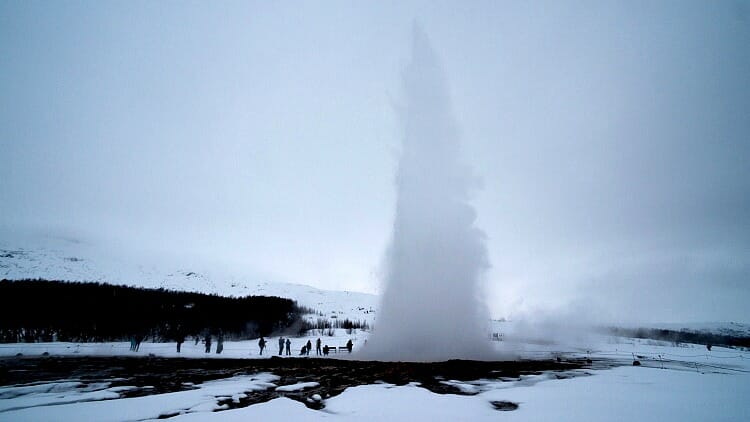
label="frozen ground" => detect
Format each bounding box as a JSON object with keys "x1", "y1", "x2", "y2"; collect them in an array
[
  {"x1": 1, "y1": 333, "x2": 748, "y2": 421},
  {"x1": 0, "y1": 328, "x2": 366, "y2": 360}
]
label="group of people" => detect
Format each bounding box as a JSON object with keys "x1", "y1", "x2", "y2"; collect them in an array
[
  {"x1": 190, "y1": 332, "x2": 224, "y2": 354},
  {"x1": 164, "y1": 335, "x2": 355, "y2": 356},
  {"x1": 129, "y1": 334, "x2": 143, "y2": 352},
  {"x1": 258, "y1": 336, "x2": 354, "y2": 356},
  {"x1": 299, "y1": 339, "x2": 316, "y2": 355},
  {"x1": 277, "y1": 337, "x2": 292, "y2": 355}
]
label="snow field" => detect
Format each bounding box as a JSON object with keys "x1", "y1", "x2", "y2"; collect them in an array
[
  {"x1": 0, "y1": 374, "x2": 279, "y2": 421},
  {"x1": 0, "y1": 336, "x2": 747, "y2": 421},
  {"x1": 0, "y1": 327, "x2": 367, "y2": 360}
]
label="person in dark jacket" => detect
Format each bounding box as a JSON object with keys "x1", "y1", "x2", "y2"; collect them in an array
[
  {"x1": 216, "y1": 331, "x2": 224, "y2": 354},
  {"x1": 346, "y1": 339, "x2": 353, "y2": 353},
  {"x1": 278, "y1": 337, "x2": 285, "y2": 355},
  {"x1": 258, "y1": 337, "x2": 267, "y2": 355},
  {"x1": 135, "y1": 334, "x2": 143, "y2": 352},
  {"x1": 316, "y1": 338, "x2": 322, "y2": 355},
  {"x1": 176, "y1": 333, "x2": 185, "y2": 353},
  {"x1": 306, "y1": 340, "x2": 312, "y2": 356},
  {"x1": 205, "y1": 334, "x2": 212, "y2": 353},
  {"x1": 285, "y1": 338, "x2": 291, "y2": 355}
]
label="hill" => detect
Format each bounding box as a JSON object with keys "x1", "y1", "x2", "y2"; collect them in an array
[{"x1": 0, "y1": 231, "x2": 378, "y2": 327}]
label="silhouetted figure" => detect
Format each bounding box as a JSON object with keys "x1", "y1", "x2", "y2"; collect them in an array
[
  {"x1": 300, "y1": 345, "x2": 307, "y2": 355},
  {"x1": 216, "y1": 332, "x2": 224, "y2": 354},
  {"x1": 135, "y1": 334, "x2": 143, "y2": 352},
  {"x1": 323, "y1": 345, "x2": 329, "y2": 356},
  {"x1": 205, "y1": 335, "x2": 212, "y2": 353},
  {"x1": 278, "y1": 337, "x2": 285, "y2": 355},
  {"x1": 306, "y1": 340, "x2": 312, "y2": 356},
  {"x1": 129, "y1": 336, "x2": 136, "y2": 351},
  {"x1": 176, "y1": 334, "x2": 185, "y2": 353},
  {"x1": 194, "y1": 335, "x2": 200, "y2": 345},
  {"x1": 316, "y1": 338, "x2": 322, "y2": 355},
  {"x1": 706, "y1": 344, "x2": 712, "y2": 351},
  {"x1": 285, "y1": 338, "x2": 291, "y2": 355},
  {"x1": 346, "y1": 339, "x2": 353, "y2": 353},
  {"x1": 258, "y1": 337, "x2": 266, "y2": 355}
]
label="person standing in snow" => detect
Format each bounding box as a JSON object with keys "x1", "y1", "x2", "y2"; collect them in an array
[
  {"x1": 176, "y1": 333, "x2": 185, "y2": 353},
  {"x1": 205, "y1": 334, "x2": 212, "y2": 353},
  {"x1": 285, "y1": 338, "x2": 291, "y2": 355},
  {"x1": 306, "y1": 339, "x2": 312, "y2": 356},
  {"x1": 346, "y1": 339, "x2": 353, "y2": 353},
  {"x1": 316, "y1": 338, "x2": 322, "y2": 355},
  {"x1": 258, "y1": 336, "x2": 266, "y2": 355},
  {"x1": 135, "y1": 334, "x2": 143, "y2": 352},
  {"x1": 278, "y1": 337, "x2": 285, "y2": 355},
  {"x1": 216, "y1": 331, "x2": 224, "y2": 354}
]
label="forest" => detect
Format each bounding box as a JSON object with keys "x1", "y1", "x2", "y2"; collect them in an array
[
  {"x1": 608, "y1": 326, "x2": 750, "y2": 349},
  {"x1": 0, "y1": 279, "x2": 302, "y2": 343}
]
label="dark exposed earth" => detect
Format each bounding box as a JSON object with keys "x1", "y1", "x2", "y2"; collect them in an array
[{"x1": 0, "y1": 355, "x2": 612, "y2": 414}]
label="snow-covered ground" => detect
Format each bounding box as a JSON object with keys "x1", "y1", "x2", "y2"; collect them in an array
[
  {"x1": 1, "y1": 333, "x2": 748, "y2": 421},
  {"x1": 0, "y1": 329, "x2": 365, "y2": 360},
  {"x1": 0, "y1": 373, "x2": 280, "y2": 421}
]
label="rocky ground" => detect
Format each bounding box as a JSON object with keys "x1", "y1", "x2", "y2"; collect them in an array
[{"x1": 0, "y1": 355, "x2": 607, "y2": 412}]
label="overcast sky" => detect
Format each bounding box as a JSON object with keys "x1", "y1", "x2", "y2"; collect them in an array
[{"x1": 2, "y1": 1, "x2": 748, "y2": 323}]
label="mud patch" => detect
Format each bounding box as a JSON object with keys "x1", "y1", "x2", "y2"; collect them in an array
[
  {"x1": 491, "y1": 400, "x2": 519, "y2": 411},
  {"x1": 0, "y1": 355, "x2": 613, "y2": 412}
]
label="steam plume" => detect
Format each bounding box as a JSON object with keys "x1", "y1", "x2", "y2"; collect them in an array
[{"x1": 362, "y1": 26, "x2": 491, "y2": 361}]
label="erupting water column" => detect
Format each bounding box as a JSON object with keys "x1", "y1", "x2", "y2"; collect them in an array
[{"x1": 363, "y1": 26, "x2": 491, "y2": 361}]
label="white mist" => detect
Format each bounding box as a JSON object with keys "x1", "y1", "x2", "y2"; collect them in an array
[{"x1": 362, "y1": 26, "x2": 491, "y2": 361}]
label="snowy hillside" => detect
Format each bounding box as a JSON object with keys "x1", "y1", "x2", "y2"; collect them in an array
[
  {"x1": 0, "y1": 232, "x2": 377, "y2": 324},
  {"x1": 2, "y1": 231, "x2": 746, "y2": 339}
]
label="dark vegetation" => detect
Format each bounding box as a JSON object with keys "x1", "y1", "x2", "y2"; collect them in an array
[
  {"x1": 303, "y1": 317, "x2": 370, "y2": 336},
  {"x1": 608, "y1": 327, "x2": 750, "y2": 349},
  {"x1": 0, "y1": 279, "x2": 303, "y2": 343}
]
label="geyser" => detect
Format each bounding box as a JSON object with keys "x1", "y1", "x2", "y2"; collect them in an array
[{"x1": 363, "y1": 26, "x2": 491, "y2": 361}]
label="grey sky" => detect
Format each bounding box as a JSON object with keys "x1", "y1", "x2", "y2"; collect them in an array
[{"x1": 1, "y1": 1, "x2": 748, "y2": 323}]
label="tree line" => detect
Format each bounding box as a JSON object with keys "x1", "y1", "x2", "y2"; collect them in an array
[
  {"x1": 304, "y1": 317, "x2": 370, "y2": 336},
  {"x1": 608, "y1": 327, "x2": 750, "y2": 349},
  {"x1": 0, "y1": 279, "x2": 303, "y2": 343}
]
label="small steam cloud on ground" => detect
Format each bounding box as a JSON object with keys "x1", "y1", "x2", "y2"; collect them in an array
[
  {"x1": 361, "y1": 26, "x2": 493, "y2": 361},
  {"x1": 500, "y1": 304, "x2": 606, "y2": 352}
]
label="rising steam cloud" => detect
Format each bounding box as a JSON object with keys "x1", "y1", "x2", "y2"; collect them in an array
[{"x1": 362, "y1": 26, "x2": 491, "y2": 361}]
